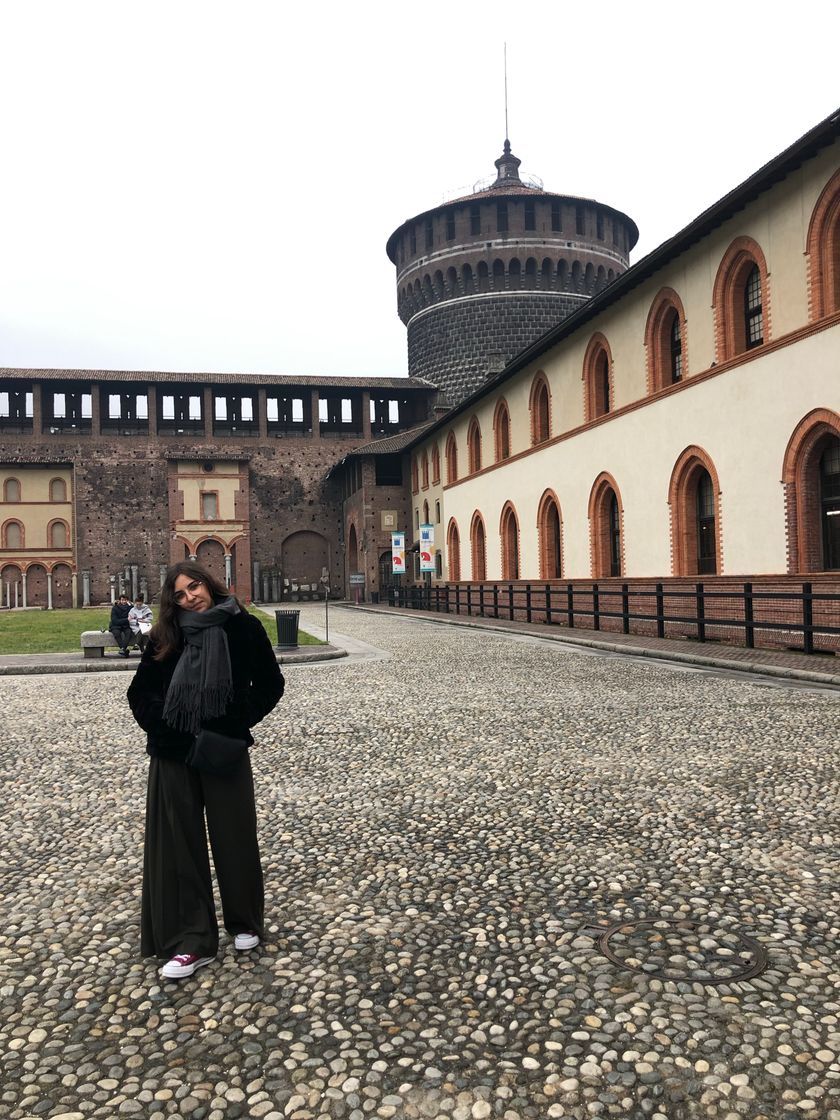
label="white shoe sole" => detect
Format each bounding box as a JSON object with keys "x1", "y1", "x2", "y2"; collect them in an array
[
  {"x1": 160, "y1": 955, "x2": 215, "y2": 979},
  {"x1": 234, "y1": 934, "x2": 260, "y2": 951}
]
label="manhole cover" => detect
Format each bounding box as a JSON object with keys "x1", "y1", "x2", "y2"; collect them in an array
[{"x1": 596, "y1": 918, "x2": 768, "y2": 984}]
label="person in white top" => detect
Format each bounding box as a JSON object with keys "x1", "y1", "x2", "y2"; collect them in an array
[{"x1": 128, "y1": 594, "x2": 153, "y2": 653}]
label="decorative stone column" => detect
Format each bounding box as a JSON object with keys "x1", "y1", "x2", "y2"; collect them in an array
[
  {"x1": 22, "y1": 574, "x2": 28, "y2": 608},
  {"x1": 224, "y1": 553, "x2": 232, "y2": 588},
  {"x1": 109, "y1": 575, "x2": 116, "y2": 604},
  {"x1": 71, "y1": 571, "x2": 78, "y2": 608},
  {"x1": 252, "y1": 561, "x2": 261, "y2": 602},
  {"x1": 47, "y1": 571, "x2": 53, "y2": 610},
  {"x1": 131, "y1": 565, "x2": 139, "y2": 600},
  {"x1": 82, "y1": 570, "x2": 90, "y2": 608}
]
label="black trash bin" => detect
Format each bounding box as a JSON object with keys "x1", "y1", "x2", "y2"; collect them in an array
[{"x1": 275, "y1": 609, "x2": 300, "y2": 648}]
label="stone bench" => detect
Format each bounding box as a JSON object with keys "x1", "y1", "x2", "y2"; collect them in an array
[{"x1": 81, "y1": 630, "x2": 140, "y2": 659}]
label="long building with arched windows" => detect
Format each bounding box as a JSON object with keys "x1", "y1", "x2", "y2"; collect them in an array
[{"x1": 392, "y1": 109, "x2": 840, "y2": 604}]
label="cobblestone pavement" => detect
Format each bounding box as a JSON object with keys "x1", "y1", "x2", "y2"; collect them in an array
[{"x1": 1, "y1": 606, "x2": 838, "y2": 1120}]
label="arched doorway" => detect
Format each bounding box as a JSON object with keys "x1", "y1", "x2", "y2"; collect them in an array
[
  {"x1": 52, "y1": 564, "x2": 73, "y2": 608},
  {"x1": 379, "y1": 550, "x2": 394, "y2": 593},
  {"x1": 347, "y1": 523, "x2": 359, "y2": 576},
  {"x1": 196, "y1": 539, "x2": 226, "y2": 586}
]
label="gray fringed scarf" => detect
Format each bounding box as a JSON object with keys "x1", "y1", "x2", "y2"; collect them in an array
[{"x1": 162, "y1": 596, "x2": 240, "y2": 735}]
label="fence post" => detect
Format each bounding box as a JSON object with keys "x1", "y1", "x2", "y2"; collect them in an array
[
  {"x1": 545, "y1": 584, "x2": 552, "y2": 626},
  {"x1": 493, "y1": 583, "x2": 499, "y2": 619},
  {"x1": 526, "y1": 584, "x2": 532, "y2": 623},
  {"x1": 743, "y1": 583, "x2": 754, "y2": 649},
  {"x1": 467, "y1": 584, "x2": 472, "y2": 616},
  {"x1": 508, "y1": 583, "x2": 515, "y2": 620},
  {"x1": 445, "y1": 584, "x2": 450, "y2": 614},
  {"x1": 567, "y1": 582, "x2": 574, "y2": 628},
  {"x1": 479, "y1": 583, "x2": 485, "y2": 616},
  {"x1": 802, "y1": 582, "x2": 814, "y2": 655},
  {"x1": 593, "y1": 583, "x2": 600, "y2": 631},
  {"x1": 656, "y1": 583, "x2": 665, "y2": 639},
  {"x1": 695, "y1": 582, "x2": 705, "y2": 643},
  {"x1": 621, "y1": 583, "x2": 630, "y2": 635}
]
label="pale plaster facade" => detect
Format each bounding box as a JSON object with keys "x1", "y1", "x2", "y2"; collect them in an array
[{"x1": 409, "y1": 130, "x2": 840, "y2": 582}]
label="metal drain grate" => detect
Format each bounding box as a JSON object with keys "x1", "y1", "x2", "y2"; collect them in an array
[{"x1": 593, "y1": 918, "x2": 768, "y2": 984}]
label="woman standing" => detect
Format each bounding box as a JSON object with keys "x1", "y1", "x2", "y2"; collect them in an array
[{"x1": 127, "y1": 560, "x2": 284, "y2": 980}]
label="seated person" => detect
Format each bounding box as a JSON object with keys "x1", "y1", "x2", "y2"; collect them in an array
[
  {"x1": 109, "y1": 594, "x2": 133, "y2": 658},
  {"x1": 128, "y1": 594, "x2": 153, "y2": 653}
]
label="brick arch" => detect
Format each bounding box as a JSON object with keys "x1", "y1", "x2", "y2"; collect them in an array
[
  {"x1": 582, "y1": 332, "x2": 613, "y2": 421},
  {"x1": 499, "y1": 501, "x2": 520, "y2": 580},
  {"x1": 470, "y1": 511, "x2": 487, "y2": 581},
  {"x1": 588, "y1": 472, "x2": 624, "y2": 578},
  {"x1": 493, "y1": 397, "x2": 511, "y2": 462},
  {"x1": 644, "y1": 287, "x2": 688, "y2": 393},
  {"x1": 712, "y1": 235, "x2": 770, "y2": 361},
  {"x1": 467, "y1": 416, "x2": 482, "y2": 474},
  {"x1": 421, "y1": 448, "x2": 429, "y2": 489},
  {"x1": 3, "y1": 476, "x2": 21, "y2": 502},
  {"x1": 347, "y1": 519, "x2": 360, "y2": 574},
  {"x1": 445, "y1": 431, "x2": 458, "y2": 484},
  {"x1": 1, "y1": 518, "x2": 24, "y2": 548},
  {"x1": 806, "y1": 167, "x2": 840, "y2": 320},
  {"x1": 47, "y1": 517, "x2": 71, "y2": 549},
  {"x1": 25, "y1": 562, "x2": 48, "y2": 607},
  {"x1": 508, "y1": 257, "x2": 522, "y2": 289},
  {"x1": 447, "y1": 518, "x2": 461, "y2": 582},
  {"x1": 529, "y1": 371, "x2": 552, "y2": 445},
  {"x1": 782, "y1": 408, "x2": 840, "y2": 572},
  {"x1": 667, "y1": 446, "x2": 723, "y2": 576},
  {"x1": 536, "y1": 488, "x2": 563, "y2": 579}
]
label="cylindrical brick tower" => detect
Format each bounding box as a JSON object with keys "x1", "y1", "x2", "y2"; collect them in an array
[{"x1": 386, "y1": 140, "x2": 639, "y2": 404}]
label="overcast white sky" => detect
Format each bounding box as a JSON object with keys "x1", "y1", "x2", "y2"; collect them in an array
[{"x1": 0, "y1": 1, "x2": 838, "y2": 379}]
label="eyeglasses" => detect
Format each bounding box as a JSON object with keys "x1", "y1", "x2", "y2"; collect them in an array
[{"x1": 173, "y1": 579, "x2": 205, "y2": 605}]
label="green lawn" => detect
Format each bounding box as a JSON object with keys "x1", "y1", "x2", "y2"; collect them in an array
[{"x1": 0, "y1": 606, "x2": 323, "y2": 654}]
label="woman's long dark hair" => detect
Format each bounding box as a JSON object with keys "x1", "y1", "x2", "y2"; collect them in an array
[{"x1": 151, "y1": 560, "x2": 241, "y2": 661}]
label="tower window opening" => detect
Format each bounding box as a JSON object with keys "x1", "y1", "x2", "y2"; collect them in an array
[
  {"x1": 551, "y1": 202, "x2": 561, "y2": 231},
  {"x1": 576, "y1": 205, "x2": 585, "y2": 235},
  {"x1": 446, "y1": 212, "x2": 455, "y2": 240},
  {"x1": 425, "y1": 218, "x2": 434, "y2": 250},
  {"x1": 470, "y1": 204, "x2": 481, "y2": 235},
  {"x1": 524, "y1": 201, "x2": 536, "y2": 231},
  {"x1": 410, "y1": 228, "x2": 417, "y2": 255},
  {"x1": 497, "y1": 202, "x2": 508, "y2": 233},
  {"x1": 596, "y1": 212, "x2": 604, "y2": 239}
]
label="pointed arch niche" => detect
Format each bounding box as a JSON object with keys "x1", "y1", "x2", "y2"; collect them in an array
[
  {"x1": 499, "y1": 501, "x2": 520, "y2": 580},
  {"x1": 645, "y1": 287, "x2": 688, "y2": 393},
  {"x1": 588, "y1": 473, "x2": 623, "y2": 578},
  {"x1": 582, "y1": 333, "x2": 613, "y2": 421},
  {"x1": 470, "y1": 511, "x2": 487, "y2": 581},
  {"x1": 493, "y1": 398, "x2": 511, "y2": 462},
  {"x1": 782, "y1": 408, "x2": 840, "y2": 573},
  {"x1": 447, "y1": 518, "x2": 461, "y2": 581},
  {"x1": 668, "y1": 447, "x2": 723, "y2": 576},
  {"x1": 712, "y1": 236, "x2": 770, "y2": 361},
  {"x1": 537, "y1": 489, "x2": 563, "y2": 579},
  {"x1": 806, "y1": 167, "x2": 840, "y2": 320}
]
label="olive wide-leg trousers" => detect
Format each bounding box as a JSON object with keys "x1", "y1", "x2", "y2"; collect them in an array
[{"x1": 141, "y1": 754, "x2": 264, "y2": 960}]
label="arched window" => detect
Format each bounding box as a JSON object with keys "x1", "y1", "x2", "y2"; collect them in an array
[
  {"x1": 470, "y1": 512, "x2": 487, "y2": 581},
  {"x1": 820, "y1": 437, "x2": 840, "y2": 570},
  {"x1": 492, "y1": 259, "x2": 505, "y2": 291},
  {"x1": 421, "y1": 450, "x2": 429, "y2": 489},
  {"x1": 645, "y1": 289, "x2": 687, "y2": 392},
  {"x1": 467, "y1": 418, "x2": 482, "y2": 474},
  {"x1": 49, "y1": 478, "x2": 67, "y2": 502},
  {"x1": 589, "y1": 474, "x2": 623, "y2": 578},
  {"x1": 712, "y1": 237, "x2": 770, "y2": 361},
  {"x1": 494, "y1": 399, "x2": 511, "y2": 461},
  {"x1": 530, "y1": 374, "x2": 551, "y2": 445},
  {"x1": 445, "y1": 433, "x2": 458, "y2": 484},
  {"x1": 3, "y1": 478, "x2": 21, "y2": 502},
  {"x1": 411, "y1": 457, "x2": 419, "y2": 494},
  {"x1": 583, "y1": 334, "x2": 613, "y2": 421},
  {"x1": 508, "y1": 258, "x2": 521, "y2": 288},
  {"x1": 668, "y1": 448, "x2": 722, "y2": 576},
  {"x1": 447, "y1": 520, "x2": 461, "y2": 582},
  {"x1": 2, "y1": 520, "x2": 23, "y2": 549},
  {"x1": 782, "y1": 410, "x2": 840, "y2": 572},
  {"x1": 431, "y1": 443, "x2": 441, "y2": 484},
  {"x1": 48, "y1": 520, "x2": 69, "y2": 549},
  {"x1": 806, "y1": 167, "x2": 840, "y2": 320},
  {"x1": 538, "y1": 491, "x2": 562, "y2": 579},
  {"x1": 500, "y1": 503, "x2": 520, "y2": 580}
]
